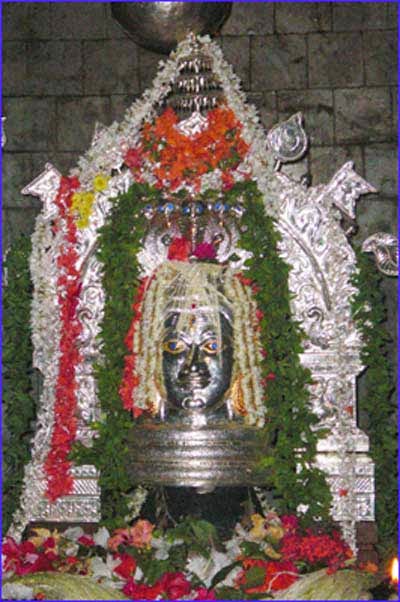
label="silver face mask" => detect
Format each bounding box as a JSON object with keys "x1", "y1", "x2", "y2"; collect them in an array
[{"x1": 162, "y1": 309, "x2": 233, "y2": 414}]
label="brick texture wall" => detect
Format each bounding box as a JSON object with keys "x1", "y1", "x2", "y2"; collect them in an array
[{"x1": 2, "y1": 2, "x2": 397, "y2": 347}]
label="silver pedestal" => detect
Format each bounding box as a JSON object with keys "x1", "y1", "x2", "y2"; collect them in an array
[{"x1": 128, "y1": 421, "x2": 270, "y2": 493}]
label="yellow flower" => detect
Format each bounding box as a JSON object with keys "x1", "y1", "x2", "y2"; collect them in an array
[
  {"x1": 249, "y1": 513, "x2": 268, "y2": 541},
  {"x1": 29, "y1": 528, "x2": 60, "y2": 549},
  {"x1": 93, "y1": 174, "x2": 109, "y2": 192},
  {"x1": 265, "y1": 524, "x2": 285, "y2": 542},
  {"x1": 71, "y1": 191, "x2": 95, "y2": 229},
  {"x1": 77, "y1": 216, "x2": 90, "y2": 229},
  {"x1": 82, "y1": 191, "x2": 95, "y2": 207},
  {"x1": 71, "y1": 191, "x2": 84, "y2": 211}
]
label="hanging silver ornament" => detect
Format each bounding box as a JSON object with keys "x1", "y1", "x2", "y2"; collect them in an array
[
  {"x1": 362, "y1": 232, "x2": 398, "y2": 277},
  {"x1": 110, "y1": 1, "x2": 232, "y2": 54},
  {"x1": 267, "y1": 112, "x2": 308, "y2": 171}
]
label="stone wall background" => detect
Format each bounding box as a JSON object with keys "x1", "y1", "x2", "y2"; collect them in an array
[{"x1": 2, "y1": 1, "x2": 397, "y2": 356}]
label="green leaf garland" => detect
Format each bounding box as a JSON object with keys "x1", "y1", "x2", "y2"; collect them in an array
[
  {"x1": 2, "y1": 234, "x2": 35, "y2": 535},
  {"x1": 72, "y1": 183, "x2": 161, "y2": 529},
  {"x1": 351, "y1": 250, "x2": 397, "y2": 561},
  {"x1": 232, "y1": 180, "x2": 332, "y2": 524},
  {"x1": 75, "y1": 179, "x2": 331, "y2": 528},
  {"x1": 3, "y1": 183, "x2": 394, "y2": 561}
]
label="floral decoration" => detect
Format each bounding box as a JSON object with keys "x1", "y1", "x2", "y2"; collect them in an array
[
  {"x1": 119, "y1": 278, "x2": 149, "y2": 417},
  {"x1": 93, "y1": 174, "x2": 110, "y2": 192},
  {"x1": 3, "y1": 511, "x2": 364, "y2": 601},
  {"x1": 70, "y1": 174, "x2": 110, "y2": 229},
  {"x1": 193, "y1": 242, "x2": 217, "y2": 261},
  {"x1": 43, "y1": 176, "x2": 83, "y2": 501},
  {"x1": 124, "y1": 106, "x2": 250, "y2": 193},
  {"x1": 70, "y1": 191, "x2": 95, "y2": 229},
  {"x1": 167, "y1": 236, "x2": 192, "y2": 261}
]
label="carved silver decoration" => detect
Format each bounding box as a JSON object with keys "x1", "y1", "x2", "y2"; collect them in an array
[
  {"x1": 316, "y1": 452, "x2": 374, "y2": 552},
  {"x1": 273, "y1": 162, "x2": 376, "y2": 552},
  {"x1": 8, "y1": 167, "x2": 105, "y2": 540},
  {"x1": 11, "y1": 34, "x2": 380, "y2": 554},
  {"x1": 324, "y1": 162, "x2": 377, "y2": 220},
  {"x1": 267, "y1": 113, "x2": 308, "y2": 170},
  {"x1": 168, "y1": 35, "x2": 225, "y2": 118},
  {"x1": 29, "y1": 466, "x2": 101, "y2": 523},
  {"x1": 111, "y1": 2, "x2": 232, "y2": 54},
  {"x1": 8, "y1": 172, "x2": 63, "y2": 540},
  {"x1": 21, "y1": 163, "x2": 62, "y2": 221},
  {"x1": 137, "y1": 215, "x2": 251, "y2": 277},
  {"x1": 2, "y1": 116, "x2": 6, "y2": 147},
  {"x1": 362, "y1": 232, "x2": 399, "y2": 277}
]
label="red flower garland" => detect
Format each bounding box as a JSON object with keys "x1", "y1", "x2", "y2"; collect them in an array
[
  {"x1": 43, "y1": 176, "x2": 82, "y2": 501},
  {"x1": 119, "y1": 278, "x2": 149, "y2": 417}
]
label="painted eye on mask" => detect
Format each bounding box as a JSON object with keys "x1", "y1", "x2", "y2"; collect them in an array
[
  {"x1": 163, "y1": 339, "x2": 186, "y2": 354},
  {"x1": 201, "y1": 339, "x2": 221, "y2": 355}
]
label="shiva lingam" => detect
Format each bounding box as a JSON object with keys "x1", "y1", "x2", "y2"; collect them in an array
[
  {"x1": 124, "y1": 36, "x2": 269, "y2": 494},
  {"x1": 127, "y1": 202, "x2": 269, "y2": 494}
]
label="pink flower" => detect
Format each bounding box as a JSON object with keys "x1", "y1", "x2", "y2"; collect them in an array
[
  {"x1": 124, "y1": 148, "x2": 142, "y2": 169},
  {"x1": 77, "y1": 535, "x2": 95, "y2": 547},
  {"x1": 123, "y1": 579, "x2": 162, "y2": 600},
  {"x1": 108, "y1": 528, "x2": 128, "y2": 551},
  {"x1": 158, "y1": 571, "x2": 192, "y2": 599},
  {"x1": 194, "y1": 586, "x2": 216, "y2": 599},
  {"x1": 193, "y1": 242, "x2": 217, "y2": 261},
  {"x1": 108, "y1": 520, "x2": 155, "y2": 551},
  {"x1": 281, "y1": 515, "x2": 299, "y2": 534},
  {"x1": 129, "y1": 519, "x2": 154, "y2": 548}
]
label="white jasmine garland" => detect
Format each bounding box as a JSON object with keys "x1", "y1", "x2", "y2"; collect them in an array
[
  {"x1": 8, "y1": 211, "x2": 63, "y2": 541},
  {"x1": 225, "y1": 273, "x2": 266, "y2": 426}
]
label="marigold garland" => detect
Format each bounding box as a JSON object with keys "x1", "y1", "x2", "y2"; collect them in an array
[
  {"x1": 125, "y1": 106, "x2": 250, "y2": 192},
  {"x1": 43, "y1": 176, "x2": 82, "y2": 501}
]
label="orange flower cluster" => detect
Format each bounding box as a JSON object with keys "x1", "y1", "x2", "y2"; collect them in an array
[
  {"x1": 107, "y1": 519, "x2": 155, "y2": 551},
  {"x1": 139, "y1": 106, "x2": 249, "y2": 191}
]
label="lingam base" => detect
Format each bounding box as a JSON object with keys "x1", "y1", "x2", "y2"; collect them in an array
[{"x1": 127, "y1": 421, "x2": 270, "y2": 493}]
